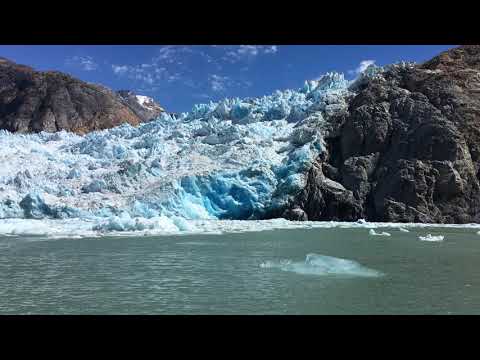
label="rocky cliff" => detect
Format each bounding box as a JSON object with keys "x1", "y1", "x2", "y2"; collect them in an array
[
  {"x1": 283, "y1": 45, "x2": 480, "y2": 223},
  {"x1": 0, "y1": 57, "x2": 164, "y2": 134}
]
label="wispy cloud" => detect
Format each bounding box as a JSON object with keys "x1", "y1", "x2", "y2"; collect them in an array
[
  {"x1": 65, "y1": 55, "x2": 99, "y2": 71},
  {"x1": 242, "y1": 80, "x2": 253, "y2": 88},
  {"x1": 209, "y1": 74, "x2": 230, "y2": 92},
  {"x1": 208, "y1": 74, "x2": 253, "y2": 93},
  {"x1": 111, "y1": 63, "x2": 167, "y2": 85},
  {"x1": 348, "y1": 59, "x2": 376, "y2": 75},
  {"x1": 193, "y1": 93, "x2": 211, "y2": 100},
  {"x1": 154, "y1": 46, "x2": 194, "y2": 64},
  {"x1": 111, "y1": 46, "x2": 209, "y2": 88},
  {"x1": 264, "y1": 46, "x2": 278, "y2": 54},
  {"x1": 110, "y1": 46, "x2": 258, "y2": 94},
  {"x1": 221, "y1": 45, "x2": 278, "y2": 63},
  {"x1": 112, "y1": 64, "x2": 129, "y2": 75}
]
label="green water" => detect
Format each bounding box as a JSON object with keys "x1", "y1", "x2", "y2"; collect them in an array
[{"x1": 1, "y1": 226, "x2": 480, "y2": 314}]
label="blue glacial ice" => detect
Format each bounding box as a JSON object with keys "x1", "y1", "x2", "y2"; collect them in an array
[{"x1": 0, "y1": 72, "x2": 353, "y2": 233}]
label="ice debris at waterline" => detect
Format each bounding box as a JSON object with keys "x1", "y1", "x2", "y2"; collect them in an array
[
  {"x1": 0, "y1": 218, "x2": 479, "y2": 238},
  {"x1": 0, "y1": 72, "x2": 352, "y2": 229},
  {"x1": 399, "y1": 227, "x2": 410, "y2": 233},
  {"x1": 369, "y1": 229, "x2": 391, "y2": 237},
  {"x1": 260, "y1": 253, "x2": 382, "y2": 277},
  {"x1": 419, "y1": 234, "x2": 445, "y2": 242}
]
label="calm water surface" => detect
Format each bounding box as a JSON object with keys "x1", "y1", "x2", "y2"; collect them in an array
[{"x1": 1, "y1": 226, "x2": 480, "y2": 314}]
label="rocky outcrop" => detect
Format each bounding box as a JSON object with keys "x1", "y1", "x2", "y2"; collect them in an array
[
  {"x1": 284, "y1": 160, "x2": 363, "y2": 221},
  {"x1": 284, "y1": 45, "x2": 480, "y2": 223},
  {"x1": 0, "y1": 57, "x2": 163, "y2": 134}
]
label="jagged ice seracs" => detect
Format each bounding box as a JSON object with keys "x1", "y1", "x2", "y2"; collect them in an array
[{"x1": 0, "y1": 72, "x2": 355, "y2": 233}]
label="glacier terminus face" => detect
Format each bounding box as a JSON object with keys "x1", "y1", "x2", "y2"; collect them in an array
[{"x1": 0, "y1": 72, "x2": 353, "y2": 233}]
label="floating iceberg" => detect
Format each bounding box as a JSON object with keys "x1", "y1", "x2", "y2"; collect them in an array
[
  {"x1": 419, "y1": 234, "x2": 445, "y2": 242},
  {"x1": 260, "y1": 253, "x2": 382, "y2": 277},
  {"x1": 369, "y1": 229, "x2": 391, "y2": 237}
]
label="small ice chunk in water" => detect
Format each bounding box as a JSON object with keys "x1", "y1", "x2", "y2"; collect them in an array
[
  {"x1": 369, "y1": 229, "x2": 391, "y2": 236},
  {"x1": 260, "y1": 253, "x2": 382, "y2": 277},
  {"x1": 419, "y1": 234, "x2": 444, "y2": 242},
  {"x1": 398, "y1": 227, "x2": 409, "y2": 232}
]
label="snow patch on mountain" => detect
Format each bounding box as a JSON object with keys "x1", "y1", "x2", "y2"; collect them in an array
[
  {"x1": 135, "y1": 94, "x2": 164, "y2": 112},
  {"x1": 136, "y1": 95, "x2": 150, "y2": 106}
]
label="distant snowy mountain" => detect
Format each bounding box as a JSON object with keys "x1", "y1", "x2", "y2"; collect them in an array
[
  {"x1": 116, "y1": 90, "x2": 164, "y2": 123},
  {"x1": 136, "y1": 95, "x2": 155, "y2": 107}
]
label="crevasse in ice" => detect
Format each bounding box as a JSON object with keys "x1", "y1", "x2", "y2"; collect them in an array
[{"x1": 0, "y1": 72, "x2": 352, "y2": 230}]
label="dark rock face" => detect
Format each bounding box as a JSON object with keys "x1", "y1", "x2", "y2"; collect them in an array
[
  {"x1": 285, "y1": 45, "x2": 480, "y2": 223},
  {"x1": 0, "y1": 57, "x2": 163, "y2": 134}
]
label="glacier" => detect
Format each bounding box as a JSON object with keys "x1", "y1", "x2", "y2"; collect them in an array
[{"x1": 0, "y1": 71, "x2": 356, "y2": 234}]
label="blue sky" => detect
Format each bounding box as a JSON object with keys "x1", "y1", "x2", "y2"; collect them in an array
[{"x1": 0, "y1": 45, "x2": 455, "y2": 113}]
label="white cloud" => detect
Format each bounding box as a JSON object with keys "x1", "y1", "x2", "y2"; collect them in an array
[
  {"x1": 208, "y1": 74, "x2": 253, "y2": 93},
  {"x1": 112, "y1": 65, "x2": 129, "y2": 75},
  {"x1": 237, "y1": 45, "x2": 260, "y2": 57},
  {"x1": 264, "y1": 45, "x2": 278, "y2": 54},
  {"x1": 66, "y1": 56, "x2": 98, "y2": 71},
  {"x1": 111, "y1": 46, "x2": 214, "y2": 88},
  {"x1": 222, "y1": 45, "x2": 279, "y2": 62},
  {"x1": 111, "y1": 62, "x2": 168, "y2": 85},
  {"x1": 193, "y1": 93, "x2": 211, "y2": 99},
  {"x1": 209, "y1": 74, "x2": 230, "y2": 92},
  {"x1": 136, "y1": 86, "x2": 160, "y2": 94},
  {"x1": 155, "y1": 46, "x2": 188, "y2": 64},
  {"x1": 167, "y1": 73, "x2": 182, "y2": 83},
  {"x1": 242, "y1": 80, "x2": 253, "y2": 88},
  {"x1": 153, "y1": 46, "x2": 196, "y2": 65},
  {"x1": 349, "y1": 59, "x2": 376, "y2": 75},
  {"x1": 157, "y1": 46, "x2": 177, "y2": 62},
  {"x1": 111, "y1": 46, "x2": 258, "y2": 92}
]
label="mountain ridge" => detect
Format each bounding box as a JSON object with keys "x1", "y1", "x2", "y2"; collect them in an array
[{"x1": 0, "y1": 57, "x2": 164, "y2": 134}]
